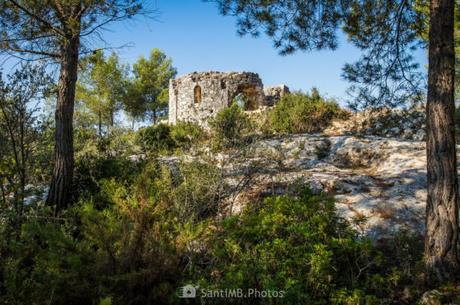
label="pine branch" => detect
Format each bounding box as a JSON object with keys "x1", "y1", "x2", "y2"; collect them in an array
[{"x1": 7, "y1": 0, "x2": 65, "y2": 37}]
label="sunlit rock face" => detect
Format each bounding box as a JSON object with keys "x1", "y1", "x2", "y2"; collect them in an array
[
  {"x1": 168, "y1": 71, "x2": 288, "y2": 127},
  {"x1": 214, "y1": 134, "x2": 429, "y2": 241}
]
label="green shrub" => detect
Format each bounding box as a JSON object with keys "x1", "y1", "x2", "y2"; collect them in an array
[
  {"x1": 172, "y1": 161, "x2": 224, "y2": 221},
  {"x1": 0, "y1": 160, "x2": 225, "y2": 305},
  {"x1": 76, "y1": 162, "x2": 224, "y2": 304},
  {"x1": 170, "y1": 121, "x2": 206, "y2": 149},
  {"x1": 74, "y1": 154, "x2": 145, "y2": 205},
  {"x1": 79, "y1": 180, "x2": 183, "y2": 305},
  {"x1": 269, "y1": 90, "x2": 347, "y2": 134},
  {"x1": 0, "y1": 218, "x2": 100, "y2": 305},
  {"x1": 137, "y1": 122, "x2": 205, "y2": 154},
  {"x1": 74, "y1": 126, "x2": 140, "y2": 160},
  {"x1": 209, "y1": 102, "x2": 252, "y2": 148},
  {"x1": 138, "y1": 123, "x2": 176, "y2": 153},
  {"x1": 105, "y1": 128, "x2": 140, "y2": 157},
  {"x1": 0, "y1": 178, "x2": 425, "y2": 305},
  {"x1": 188, "y1": 189, "x2": 422, "y2": 305}
]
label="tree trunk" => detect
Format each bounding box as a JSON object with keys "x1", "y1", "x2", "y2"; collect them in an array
[
  {"x1": 425, "y1": 0, "x2": 459, "y2": 283},
  {"x1": 152, "y1": 109, "x2": 157, "y2": 125},
  {"x1": 46, "y1": 35, "x2": 80, "y2": 212},
  {"x1": 110, "y1": 109, "x2": 114, "y2": 131},
  {"x1": 98, "y1": 110, "x2": 102, "y2": 137}
]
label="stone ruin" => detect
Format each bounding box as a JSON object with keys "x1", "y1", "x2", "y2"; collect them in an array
[
  {"x1": 168, "y1": 71, "x2": 289, "y2": 127},
  {"x1": 264, "y1": 84, "x2": 290, "y2": 106}
]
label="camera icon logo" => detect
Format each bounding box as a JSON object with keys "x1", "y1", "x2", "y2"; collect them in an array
[{"x1": 178, "y1": 284, "x2": 197, "y2": 298}]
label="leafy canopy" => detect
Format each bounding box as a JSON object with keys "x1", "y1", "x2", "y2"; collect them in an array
[
  {"x1": 125, "y1": 49, "x2": 177, "y2": 123},
  {"x1": 0, "y1": 0, "x2": 148, "y2": 59},
  {"x1": 76, "y1": 50, "x2": 128, "y2": 130},
  {"x1": 212, "y1": 0, "x2": 427, "y2": 109}
]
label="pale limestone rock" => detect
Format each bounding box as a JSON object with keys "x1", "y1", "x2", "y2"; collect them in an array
[{"x1": 212, "y1": 134, "x2": 437, "y2": 240}]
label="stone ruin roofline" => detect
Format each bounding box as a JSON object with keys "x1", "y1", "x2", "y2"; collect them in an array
[{"x1": 172, "y1": 71, "x2": 261, "y2": 80}]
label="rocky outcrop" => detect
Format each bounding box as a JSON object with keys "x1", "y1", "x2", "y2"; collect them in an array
[{"x1": 211, "y1": 134, "x2": 435, "y2": 241}]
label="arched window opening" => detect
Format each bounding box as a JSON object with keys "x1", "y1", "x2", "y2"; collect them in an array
[{"x1": 194, "y1": 85, "x2": 202, "y2": 104}]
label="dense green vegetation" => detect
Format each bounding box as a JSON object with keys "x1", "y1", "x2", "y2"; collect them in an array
[
  {"x1": 209, "y1": 102, "x2": 252, "y2": 148},
  {"x1": 190, "y1": 189, "x2": 425, "y2": 305},
  {"x1": 0, "y1": 157, "x2": 426, "y2": 304},
  {"x1": 138, "y1": 122, "x2": 206, "y2": 155},
  {"x1": 267, "y1": 90, "x2": 348, "y2": 134}
]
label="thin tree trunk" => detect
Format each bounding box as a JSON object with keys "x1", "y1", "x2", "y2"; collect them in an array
[
  {"x1": 425, "y1": 0, "x2": 459, "y2": 283},
  {"x1": 110, "y1": 110, "x2": 114, "y2": 127},
  {"x1": 46, "y1": 35, "x2": 80, "y2": 213},
  {"x1": 0, "y1": 182, "x2": 6, "y2": 206},
  {"x1": 98, "y1": 110, "x2": 102, "y2": 137},
  {"x1": 18, "y1": 109, "x2": 26, "y2": 233}
]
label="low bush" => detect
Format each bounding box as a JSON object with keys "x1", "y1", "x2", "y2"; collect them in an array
[
  {"x1": 0, "y1": 160, "x2": 224, "y2": 305},
  {"x1": 74, "y1": 126, "x2": 141, "y2": 159},
  {"x1": 76, "y1": 161, "x2": 225, "y2": 304},
  {"x1": 79, "y1": 173, "x2": 184, "y2": 305},
  {"x1": 138, "y1": 123, "x2": 176, "y2": 153},
  {"x1": 209, "y1": 102, "x2": 252, "y2": 148},
  {"x1": 74, "y1": 154, "x2": 145, "y2": 206},
  {"x1": 172, "y1": 161, "x2": 225, "y2": 221},
  {"x1": 137, "y1": 122, "x2": 206, "y2": 154},
  {"x1": 268, "y1": 90, "x2": 347, "y2": 134},
  {"x1": 188, "y1": 188, "x2": 424, "y2": 305},
  {"x1": 170, "y1": 121, "x2": 206, "y2": 149},
  {"x1": 0, "y1": 216, "x2": 100, "y2": 305}
]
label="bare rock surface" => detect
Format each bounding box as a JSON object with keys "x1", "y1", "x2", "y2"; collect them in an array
[{"x1": 212, "y1": 134, "x2": 435, "y2": 240}]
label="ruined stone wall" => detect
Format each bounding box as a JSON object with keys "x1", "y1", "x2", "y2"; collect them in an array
[
  {"x1": 264, "y1": 85, "x2": 290, "y2": 106},
  {"x1": 168, "y1": 71, "x2": 265, "y2": 127}
]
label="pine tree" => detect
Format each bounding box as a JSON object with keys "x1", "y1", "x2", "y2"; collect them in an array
[
  {"x1": 125, "y1": 49, "x2": 177, "y2": 125},
  {"x1": 0, "y1": 1, "x2": 150, "y2": 212},
  {"x1": 77, "y1": 51, "x2": 128, "y2": 135}
]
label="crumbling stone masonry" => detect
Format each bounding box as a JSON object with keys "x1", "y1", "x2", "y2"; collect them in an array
[
  {"x1": 264, "y1": 84, "x2": 290, "y2": 106},
  {"x1": 168, "y1": 71, "x2": 288, "y2": 127}
]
